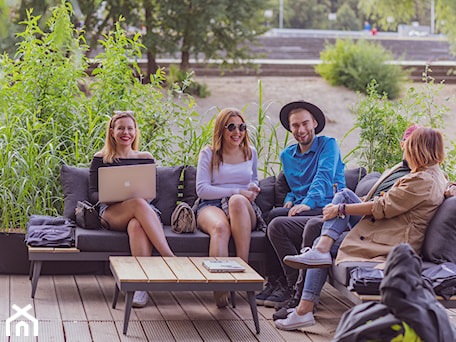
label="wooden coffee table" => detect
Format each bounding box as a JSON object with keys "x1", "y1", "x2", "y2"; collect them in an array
[{"x1": 109, "y1": 256, "x2": 264, "y2": 335}]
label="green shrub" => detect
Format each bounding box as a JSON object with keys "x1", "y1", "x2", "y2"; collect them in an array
[
  {"x1": 345, "y1": 72, "x2": 455, "y2": 180},
  {"x1": 167, "y1": 64, "x2": 211, "y2": 98},
  {"x1": 316, "y1": 39, "x2": 408, "y2": 99}
]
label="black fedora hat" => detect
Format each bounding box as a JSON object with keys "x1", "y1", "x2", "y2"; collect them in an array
[{"x1": 280, "y1": 100, "x2": 326, "y2": 134}]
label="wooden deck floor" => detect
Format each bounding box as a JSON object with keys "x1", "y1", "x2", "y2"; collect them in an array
[{"x1": 2, "y1": 274, "x2": 455, "y2": 341}]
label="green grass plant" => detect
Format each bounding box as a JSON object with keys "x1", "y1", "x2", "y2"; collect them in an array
[{"x1": 0, "y1": 3, "x2": 287, "y2": 230}]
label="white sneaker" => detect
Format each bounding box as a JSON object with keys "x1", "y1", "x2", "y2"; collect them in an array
[
  {"x1": 132, "y1": 291, "x2": 148, "y2": 308},
  {"x1": 275, "y1": 309, "x2": 315, "y2": 330},
  {"x1": 283, "y1": 247, "x2": 332, "y2": 269}
]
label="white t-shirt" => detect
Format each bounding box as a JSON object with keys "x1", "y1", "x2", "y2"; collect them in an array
[{"x1": 196, "y1": 146, "x2": 259, "y2": 200}]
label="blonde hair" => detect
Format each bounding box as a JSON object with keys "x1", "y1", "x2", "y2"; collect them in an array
[
  {"x1": 404, "y1": 127, "x2": 445, "y2": 171},
  {"x1": 102, "y1": 111, "x2": 140, "y2": 163},
  {"x1": 210, "y1": 108, "x2": 252, "y2": 171}
]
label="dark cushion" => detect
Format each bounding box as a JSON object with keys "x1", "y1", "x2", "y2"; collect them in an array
[
  {"x1": 355, "y1": 171, "x2": 382, "y2": 197},
  {"x1": 422, "y1": 197, "x2": 456, "y2": 263},
  {"x1": 344, "y1": 167, "x2": 367, "y2": 192},
  {"x1": 255, "y1": 176, "x2": 276, "y2": 220},
  {"x1": 152, "y1": 165, "x2": 184, "y2": 226},
  {"x1": 75, "y1": 227, "x2": 130, "y2": 252},
  {"x1": 60, "y1": 165, "x2": 90, "y2": 221},
  {"x1": 275, "y1": 171, "x2": 291, "y2": 207},
  {"x1": 181, "y1": 165, "x2": 197, "y2": 207},
  {"x1": 75, "y1": 225, "x2": 267, "y2": 256}
]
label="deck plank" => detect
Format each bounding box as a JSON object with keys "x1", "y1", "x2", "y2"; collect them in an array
[
  {"x1": 89, "y1": 321, "x2": 120, "y2": 342},
  {"x1": 5, "y1": 274, "x2": 455, "y2": 341},
  {"x1": 63, "y1": 321, "x2": 92, "y2": 342},
  {"x1": 75, "y1": 275, "x2": 112, "y2": 321},
  {"x1": 142, "y1": 320, "x2": 176, "y2": 342},
  {"x1": 0, "y1": 275, "x2": 9, "y2": 320},
  {"x1": 54, "y1": 276, "x2": 86, "y2": 321},
  {"x1": 149, "y1": 291, "x2": 188, "y2": 320},
  {"x1": 172, "y1": 291, "x2": 214, "y2": 321},
  {"x1": 33, "y1": 276, "x2": 60, "y2": 321},
  {"x1": 37, "y1": 321, "x2": 65, "y2": 342},
  {"x1": 166, "y1": 320, "x2": 203, "y2": 342},
  {"x1": 192, "y1": 320, "x2": 230, "y2": 342}
]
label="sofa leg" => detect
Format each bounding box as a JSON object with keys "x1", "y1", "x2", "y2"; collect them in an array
[{"x1": 30, "y1": 261, "x2": 43, "y2": 298}]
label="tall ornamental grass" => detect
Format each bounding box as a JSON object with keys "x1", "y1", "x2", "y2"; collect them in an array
[{"x1": 0, "y1": 3, "x2": 286, "y2": 230}]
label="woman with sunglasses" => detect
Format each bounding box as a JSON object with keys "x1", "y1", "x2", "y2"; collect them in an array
[{"x1": 196, "y1": 108, "x2": 264, "y2": 307}]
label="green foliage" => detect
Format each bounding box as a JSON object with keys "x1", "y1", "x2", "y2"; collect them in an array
[
  {"x1": 345, "y1": 70, "x2": 456, "y2": 180},
  {"x1": 343, "y1": 81, "x2": 409, "y2": 173},
  {"x1": 0, "y1": 3, "x2": 287, "y2": 230},
  {"x1": 316, "y1": 39, "x2": 408, "y2": 99},
  {"x1": 334, "y1": 4, "x2": 362, "y2": 31},
  {"x1": 166, "y1": 64, "x2": 211, "y2": 98},
  {"x1": 244, "y1": 80, "x2": 289, "y2": 177}
]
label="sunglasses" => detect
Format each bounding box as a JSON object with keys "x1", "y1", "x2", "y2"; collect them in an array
[{"x1": 225, "y1": 123, "x2": 247, "y2": 132}]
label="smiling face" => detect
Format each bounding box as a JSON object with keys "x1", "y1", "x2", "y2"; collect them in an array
[
  {"x1": 110, "y1": 117, "x2": 137, "y2": 148},
  {"x1": 289, "y1": 109, "x2": 318, "y2": 153},
  {"x1": 222, "y1": 115, "x2": 246, "y2": 148}
]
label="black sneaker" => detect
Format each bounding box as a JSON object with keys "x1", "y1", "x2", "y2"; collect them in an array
[
  {"x1": 263, "y1": 284, "x2": 293, "y2": 308},
  {"x1": 273, "y1": 307, "x2": 293, "y2": 321},
  {"x1": 274, "y1": 289, "x2": 300, "y2": 311},
  {"x1": 255, "y1": 279, "x2": 278, "y2": 306}
]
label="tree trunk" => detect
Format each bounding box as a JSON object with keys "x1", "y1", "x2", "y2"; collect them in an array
[
  {"x1": 144, "y1": 3, "x2": 158, "y2": 83},
  {"x1": 181, "y1": 50, "x2": 190, "y2": 72}
]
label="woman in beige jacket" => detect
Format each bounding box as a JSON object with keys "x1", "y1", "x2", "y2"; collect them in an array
[{"x1": 275, "y1": 127, "x2": 447, "y2": 330}]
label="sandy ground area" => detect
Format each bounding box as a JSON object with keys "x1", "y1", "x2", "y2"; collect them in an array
[{"x1": 193, "y1": 76, "x2": 456, "y2": 168}]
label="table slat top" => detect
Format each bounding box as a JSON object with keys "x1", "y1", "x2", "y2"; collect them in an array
[{"x1": 110, "y1": 256, "x2": 264, "y2": 284}]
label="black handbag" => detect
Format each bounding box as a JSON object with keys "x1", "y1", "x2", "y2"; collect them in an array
[{"x1": 75, "y1": 201, "x2": 109, "y2": 230}]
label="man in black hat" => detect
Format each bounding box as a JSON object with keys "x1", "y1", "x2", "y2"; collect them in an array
[{"x1": 256, "y1": 100, "x2": 346, "y2": 309}]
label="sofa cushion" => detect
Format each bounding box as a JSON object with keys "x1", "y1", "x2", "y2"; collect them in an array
[
  {"x1": 255, "y1": 176, "x2": 276, "y2": 220},
  {"x1": 152, "y1": 165, "x2": 184, "y2": 226},
  {"x1": 181, "y1": 165, "x2": 197, "y2": 207},
  {"x1": 422, "y1": 197, "x2": 456, "y2": 264},
  {"x1": 344, "y1": 167, "x2": 367, "y2": 192},
  {"x1": 275, "y1": 171, "x2": 290, "y2": 207},
  {"x1": 75, "y1": 227, "x2": 130, "y2": 252},
  {"x1": 75, "y1": 225, "x2": 267, "y2": 256},
  {"x1": 355, "y1": 171, "x2": 382, "y2": 197},
  {"x1": 60, "y1": 165, "x2": 90, "y2": 221}
]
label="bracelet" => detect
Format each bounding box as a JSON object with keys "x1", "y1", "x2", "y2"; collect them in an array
[{"x1": 338, "y1": 203, "x2": 346, "y2": 219}]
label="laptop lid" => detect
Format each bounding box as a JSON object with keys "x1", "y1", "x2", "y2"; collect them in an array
[{"x1": 98, "y1": 163, "x2": 156, "y2": 203}]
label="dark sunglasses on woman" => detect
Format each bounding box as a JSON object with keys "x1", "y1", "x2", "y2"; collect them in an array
[{"x1": 225, "y1": 123, "x2": 247, "y2": 132}]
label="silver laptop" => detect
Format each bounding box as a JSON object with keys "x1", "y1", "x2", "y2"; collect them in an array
[{"x1": 98, "y1": 164, "x2": 156, "y2": 203}]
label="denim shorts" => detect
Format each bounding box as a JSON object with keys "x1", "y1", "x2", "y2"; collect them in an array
[{"x1": 197, "y1": 199, "x2": 222, "y2": 217}]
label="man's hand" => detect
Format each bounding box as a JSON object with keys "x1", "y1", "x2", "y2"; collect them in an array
[
  {"x1": 322, "y1": 203, "x2": 338, "y2": 221},
  {"x1": 284, "y1": 201, "x2": 293, "y2": 208},
  {"x1": 288, "y1": 204, "x2": 311, "y2": 216}
]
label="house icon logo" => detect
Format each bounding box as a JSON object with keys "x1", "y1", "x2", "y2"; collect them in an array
[{"x1": 6, "y1": 304, "x2": 38, "y2": 337}]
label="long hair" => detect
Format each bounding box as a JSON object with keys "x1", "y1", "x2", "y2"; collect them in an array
[
  {"x1": 404, "y1": 127, "x2": 445, "y2": 171},
  {"x1": 210, "y1": 108, "x2": 252, "y2": 172},
  {"x1": 102, "y1": 111, "x2": 140, "y2": 163}
]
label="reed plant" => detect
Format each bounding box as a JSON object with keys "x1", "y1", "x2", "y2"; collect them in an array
[{"x1": 0, "y1": 3, "x2": 287, "y2": 230}]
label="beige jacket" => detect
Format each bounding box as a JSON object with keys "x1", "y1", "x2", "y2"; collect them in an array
[{"x1": 336, "y1": 164, "x2": 447, "y2": 265}]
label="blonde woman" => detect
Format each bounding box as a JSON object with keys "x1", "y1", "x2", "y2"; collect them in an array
[
  {"x1": 196, "y1": 108, "x2": 263, "y2": 307},
  {"x1": 89, "y1": 111, "x2": 174, "y2": 308},
  {"x1": 277, "y1": 127, "x2": 447, "y2": 330}
]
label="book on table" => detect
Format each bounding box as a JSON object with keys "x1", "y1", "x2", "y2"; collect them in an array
[{"x1": 202, "y1": 260, "x2": 246, "y2": 273}]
